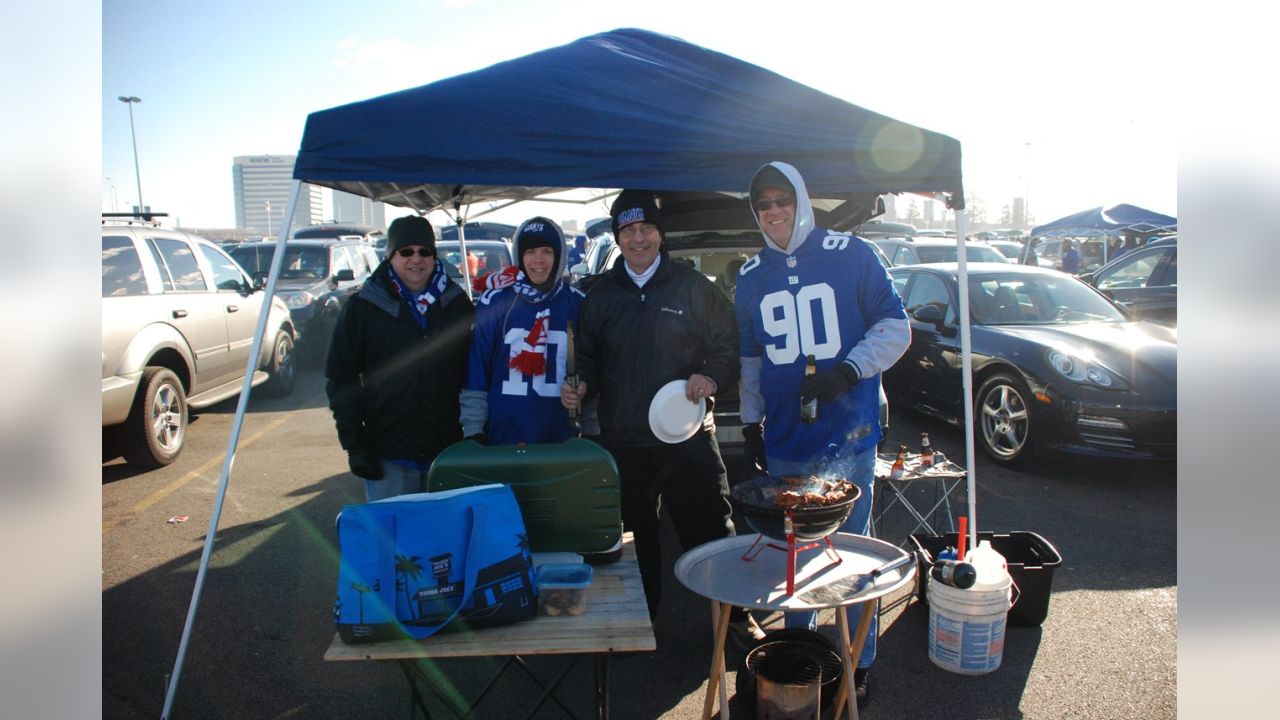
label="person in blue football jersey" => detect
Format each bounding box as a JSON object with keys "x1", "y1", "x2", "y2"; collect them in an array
[
  {"x1": 734, "y1": 161, "x2": 911, "y2": 708},
  {"x1": 460, "y1": 216, "x2": 586, "y2": 445}
]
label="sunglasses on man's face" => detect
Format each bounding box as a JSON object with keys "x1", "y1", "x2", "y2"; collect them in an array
[
  {"x1": 395, "y1": 247, "x2": 435, "y2": 258},
  {"x1": 754, "y1": 194, "x2": 795, "y2": 213}
]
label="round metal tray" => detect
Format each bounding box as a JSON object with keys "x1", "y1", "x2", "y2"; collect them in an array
[{"x1": 674, "y1": 532, "x2": 915, "y2": 611}]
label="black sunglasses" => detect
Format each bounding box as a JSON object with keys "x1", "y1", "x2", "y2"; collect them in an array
[
  {"x1": 395, "y1": 247, "x2": 435, "y2": 258},
  {"x1": 753, "y1": 194, "x2": 795, "y2": 212}
]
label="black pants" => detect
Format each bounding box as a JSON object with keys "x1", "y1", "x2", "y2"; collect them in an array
[{"x1": 608, "y1": 431, "x2": 738, "y2": 620}]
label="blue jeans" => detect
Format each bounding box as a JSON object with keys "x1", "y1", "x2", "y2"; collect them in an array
[
  {"x1": 363, "y1": 460, "x2": 428, "y2": 502},
  {"x1": 773, "y1": 445, "x2": 877, "y2": 668}
]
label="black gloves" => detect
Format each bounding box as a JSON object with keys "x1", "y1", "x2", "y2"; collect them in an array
[
  {"x1": 800, "y1": 362, "x2": 860, "y2": 404},
  {"x1": 742, "y1": 422, "x2": 767, "y2": 472},
  {"x1": 347, "y1": 452, "x2": 383, "y2": 480},
  {"x1": 466, "y1": 433, "x2": 489, "y2": 446}
]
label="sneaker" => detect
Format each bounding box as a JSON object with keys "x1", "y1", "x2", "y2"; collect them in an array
[
  {"x1": 854, "y1": 667, "x2": 871, "y2": 708},
  {"x1": 727, "y1": 614, "x2": 767, "y2": 649}
]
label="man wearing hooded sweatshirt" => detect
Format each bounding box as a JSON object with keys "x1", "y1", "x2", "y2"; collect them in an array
[
  {"x1": 735, "y1": 162, "x2": 910, "y2": 707},
  {"x1": 560, "y1": 190, "x2": 763, "y2": 644},
  {"x1": 460, "y1": 217, "x2": 585, "y2": 444},
  {"x1": 325, "y1": 215, "x2": 475, "y2": 502}
]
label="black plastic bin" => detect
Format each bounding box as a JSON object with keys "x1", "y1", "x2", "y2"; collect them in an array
[{"x1": 910, "y1": 531, "x2": 1062, "y2": 627}]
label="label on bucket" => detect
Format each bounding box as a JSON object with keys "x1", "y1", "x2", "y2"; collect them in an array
[{"x1": 929, "y1": 609, "x2": 1006, "y2": 673}]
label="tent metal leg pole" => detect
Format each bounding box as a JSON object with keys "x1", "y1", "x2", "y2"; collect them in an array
[{"x1": 159, "y1": 180, "x2": 303, "y2": 719}]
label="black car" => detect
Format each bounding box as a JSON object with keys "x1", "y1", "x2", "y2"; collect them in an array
[
  {"x1": 885, "y1": 263, "x2": 1176, "y2": 465},
  {"x1": 228, "y1": 239, "x2": 381, "y2": 360},
  {"x1": 1079, "y1": 239, "x2": 1177, "y2": 326}
]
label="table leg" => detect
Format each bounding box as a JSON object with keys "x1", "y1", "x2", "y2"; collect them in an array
[
  {"x1": 512, "y1": 655, "x2": 584, "y2": 719},
  {"x1": 596, "y1": 653, "x2": 609, "y2": 720},
  {"x1": 832, "y1": 599, "x2": 876, "y2": 720},
  {"x1": 399, "y1": 660, "x2": 434, "y2": 719},
  {"x1": 701, "y1": 600, "x2": 732, "y2": 720}
]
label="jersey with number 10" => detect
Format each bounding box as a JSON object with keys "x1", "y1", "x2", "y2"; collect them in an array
[
  {"x1": 735, "y1": 228, "x2": 906, "y2": 463},
  {"x1": 464, "y1": 284, "x2": 585, "y2": 445}
]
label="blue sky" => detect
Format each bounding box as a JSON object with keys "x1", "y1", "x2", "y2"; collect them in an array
[{"x1": 102, "y1": 0, "x2": 1177, "y2": 230}]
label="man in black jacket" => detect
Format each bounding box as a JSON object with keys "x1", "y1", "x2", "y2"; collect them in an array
[
  {"x1": 326, "y1": 215, "x2": 474, "y2": 501},
  {"x1": 561, "y1": 190, "x2": 763, "y2": 642}
]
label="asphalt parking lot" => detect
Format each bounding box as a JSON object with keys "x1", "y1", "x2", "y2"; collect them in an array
[{"x1": 102, "y1": 367, "x2": 1175, "y2": 719}]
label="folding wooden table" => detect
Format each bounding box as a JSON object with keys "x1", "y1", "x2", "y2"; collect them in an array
[{"x1": 325, "y1": 540, "x2": 654, "y2": 719}]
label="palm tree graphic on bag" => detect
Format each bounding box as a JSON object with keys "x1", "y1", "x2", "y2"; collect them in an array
[
  {"x1": 395, "y1": 554, "x2": 426, "y2": 620},
  {"x1": 350, "y1": 579, "x2": 380, "y2": 623}
]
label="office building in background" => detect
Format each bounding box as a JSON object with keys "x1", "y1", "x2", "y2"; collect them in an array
[
  {"x1": 331, "y1": 189, "x2": 387, "y2": 228},
  {"x1": 232, "y1": 155, "x2": 322, "y2": 235}
]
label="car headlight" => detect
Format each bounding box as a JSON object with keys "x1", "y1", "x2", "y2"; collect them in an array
[
  {"x1": 279, "y1": 291, "x2": 315, "y2": 309},
  {"x1": 1046, "y1": 349, "x2": 1123, "y2": 389}
]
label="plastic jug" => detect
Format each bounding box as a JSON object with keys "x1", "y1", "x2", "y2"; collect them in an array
[{"x1": 964, "y1": 540, "x2": 1010, "y2": 591}]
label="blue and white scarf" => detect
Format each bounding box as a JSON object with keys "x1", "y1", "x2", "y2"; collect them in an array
[{"x1": 387, "y1": 263, "x2": 449, "y2": 330}]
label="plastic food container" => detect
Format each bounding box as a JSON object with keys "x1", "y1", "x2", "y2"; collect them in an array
[{"x1": 537, "y1": 563, "x2": 593, "y2": 616}]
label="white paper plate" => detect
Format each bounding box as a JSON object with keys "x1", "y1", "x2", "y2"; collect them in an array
[{"x1": 648, "y1": 380, "x2": 706, "y2": 444}]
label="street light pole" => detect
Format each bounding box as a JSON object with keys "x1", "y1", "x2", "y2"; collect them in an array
[{"x1": 118, "y1": 96, "x2": 144, "y2": 216}]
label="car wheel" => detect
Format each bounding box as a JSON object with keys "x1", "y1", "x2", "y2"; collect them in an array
[
  {"x1": 122, "y1": 367, "x2": 187, "y2": 469},
  {"x1": 975, "y1": 372, "x2": 1034, "y2": 465},
  {"x1": 262, "y1": 331, "x2": 296, "y2": 397}
]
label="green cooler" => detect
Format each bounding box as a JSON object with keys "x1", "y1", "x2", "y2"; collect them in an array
[{"x1": 427, "y1": 438, "x2": 621, "y2": 553}]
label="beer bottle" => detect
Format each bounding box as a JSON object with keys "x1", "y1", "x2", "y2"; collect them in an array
[
  {"x1": 800, "y1": 354, "x2": 818, "y2": 423},
  {"x1": 889, "y1": 444, "x2": 907, "y2": 480},
  {"x1": 920, "y1": 432, "x2": 934, "y2": 468}
]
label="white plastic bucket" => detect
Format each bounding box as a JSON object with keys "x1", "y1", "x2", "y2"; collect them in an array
[{"x1": 926, "y1": 574, "x2": 1011, "y2": 675}]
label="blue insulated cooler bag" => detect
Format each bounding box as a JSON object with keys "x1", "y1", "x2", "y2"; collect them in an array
[{"x1": 334, "y1": 484, "x2": 538, "y2": 644}]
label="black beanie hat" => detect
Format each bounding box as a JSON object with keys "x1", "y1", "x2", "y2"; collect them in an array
[
  {"x1": 514, "y1": 216, "x2": 563, "y2": 280},
  {"x1": 610, "y1": 190, "x2": 663, "y2": 237},
  {"x1": 386, "y1": 215, "x2": 436, "y2": 256}
]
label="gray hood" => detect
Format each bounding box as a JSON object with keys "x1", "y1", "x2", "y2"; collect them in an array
[
  {"x1": 513, "y1": 216, "x2": 568, "y2": 296},
  {"x1": 750, "y1": 161, "x2": 816, "y2": 255}
]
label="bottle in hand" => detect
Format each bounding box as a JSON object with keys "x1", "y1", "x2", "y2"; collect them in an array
[{"x1": 800, "y1": 354, "x2": 818, "y2": 423}]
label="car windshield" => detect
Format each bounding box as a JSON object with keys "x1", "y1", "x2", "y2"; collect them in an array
[
  {"x1": 436, "y1": 242, "x2": 513, "y2": 279},
  {"x1": 968, "y1": 274, "x2": 1126, "y2": 325},
  {"x1": 917, "y1": 245, "x2": 1007, "y2": 264},
  {"x1": 229, "y1": 245, "x2": 331, "y2": 280}
]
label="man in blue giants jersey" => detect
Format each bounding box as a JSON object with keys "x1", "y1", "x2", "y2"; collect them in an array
[
  {"x1": 460, "y1": 216, "x2": 585, "y2": 445},
  {"x1": 734, "y1": 161, "x2": 910, "y2": 708}
]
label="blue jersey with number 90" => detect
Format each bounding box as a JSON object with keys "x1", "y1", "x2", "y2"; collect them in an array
[{"x1": 735, "y1": 227, "x2": 905, "y2": 463}]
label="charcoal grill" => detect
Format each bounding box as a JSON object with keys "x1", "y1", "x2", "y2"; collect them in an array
[{"x1": 731, "y1": 474, "x2": 862, "y2": 594}]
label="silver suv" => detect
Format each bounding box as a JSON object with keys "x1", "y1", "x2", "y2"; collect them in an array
[{"x1": 102, "y1": 219, "x2": 297, "y2": 468}]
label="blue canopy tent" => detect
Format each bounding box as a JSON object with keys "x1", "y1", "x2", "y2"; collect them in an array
[
  {"x1": 291, "y1": 28, "x2": 962, "y2": 215},
  {"x1": 1027, "y1": 203, "x2": 1176, "y2": 265},
  {"x1": 1031, "y1": 203, "x2": 1177, "y2": 238},
  {"x1": 162, "y1": 29, "x2": 972, "y2": 716}
]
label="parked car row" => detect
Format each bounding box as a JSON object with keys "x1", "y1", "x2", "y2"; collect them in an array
[
  {"x1": 884, "y1": 263, "x2": 1176, "y2": 465},
  {"x1": 228, "y1": 239, "x2": 380, "y2": 361},
  {"x1": 870, "y1": 236, "x2": 1009, "y2": 266},
  {"x1": 102, "y1": 219, "x2": 297, "y2": 468}
]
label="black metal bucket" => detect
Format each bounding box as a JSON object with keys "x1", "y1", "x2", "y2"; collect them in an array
[{"x1": 738, "y1": 632, "x2": 843, "y2": 719}]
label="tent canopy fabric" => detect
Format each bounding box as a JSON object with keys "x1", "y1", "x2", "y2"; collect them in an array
[
  {"x1": 1031, "y1": 203, "x2": 1176, "y2": 238},
  {"x1": 293, "y1": 28, "x2": 963, "y2": 221}
]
